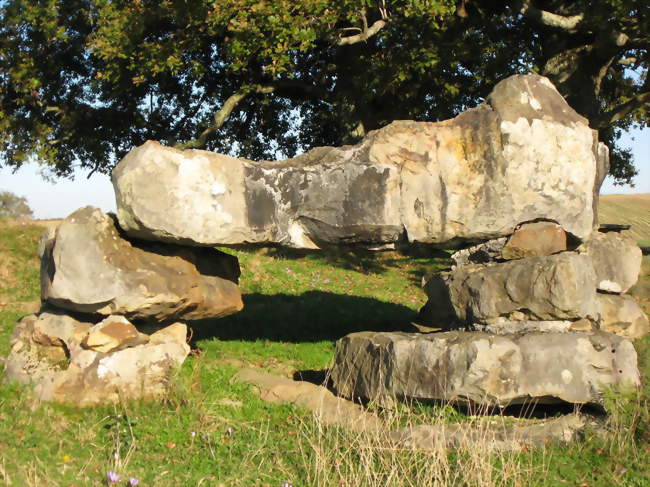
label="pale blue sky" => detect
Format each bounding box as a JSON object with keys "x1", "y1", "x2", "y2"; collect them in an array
[{"x1": 0, "y1": 128, "x2": 648, "y2": 219}]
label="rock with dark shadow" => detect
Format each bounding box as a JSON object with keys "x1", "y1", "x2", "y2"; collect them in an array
[
  {"x1": 40, "y1": 206, "x2": 243, "y2": 322},
  {"x1": 330, "y1": 330, "x2": 639, "y2": 408},
  {"x1": 112, "y1": 74, "x2": 603, "y2": 249}
]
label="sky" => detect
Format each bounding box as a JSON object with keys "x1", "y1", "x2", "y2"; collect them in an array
[{"x1": 0, "y1": 127, "x2": 648, "y2": 220}]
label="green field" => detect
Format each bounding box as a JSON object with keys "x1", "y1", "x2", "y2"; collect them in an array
[
  {"x1": 0, "y1": 222, "x2": 648, "y2": 486},
  {"x1": 600, "y1": 194, "x2": 650, "y2": 245}
]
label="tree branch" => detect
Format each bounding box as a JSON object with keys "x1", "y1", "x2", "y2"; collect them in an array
[
  {"x1": 175, "y1": 79, "x2": 329, "y2": 150},
  {"x1": 595, "y1": 91, "x2": 650, "y2": 128},
  {"x1": 337, "y1": 15, "x2": 387, "y2": 46},
  {"x1": 175, "y1": 84, "x2": 274, "y2": 150},
  {"x1": 515, "y1": 0, "x2": 584, "y2": 31}
]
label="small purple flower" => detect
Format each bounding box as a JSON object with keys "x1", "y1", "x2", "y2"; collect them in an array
[
  {"x1": 128, "y1": 478, "x2": 139, "y2": 486},
  {"x1": 107, "y1": 471, "x2": 120, "y2": 484},
  {"x1": 190, "y1": 431, "x2": 196, "y2": 438},
  {"x1": 0, "y1": 357, "x2": 5, "y2": 361},
  {"x1": 281, "y1": 483, "x2": 293, "y2": 487}
]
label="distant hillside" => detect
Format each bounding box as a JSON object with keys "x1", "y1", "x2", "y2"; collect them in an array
[{"x1": 599, "y1": 193, "x2": 650, "y2": 244}]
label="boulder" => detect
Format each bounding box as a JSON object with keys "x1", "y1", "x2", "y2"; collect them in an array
[
  {"x1": 501, "y1": 221, "x2": 567, "y2": 260},
  {"x1": 113, "y1": 74, "x2": 599, "y2": 249},
  {"x1": 331, "y1": 330, "x2": 639, "y2": 408},
  {"x1": 420, "y1": 252, "x2": 598, "y2": 326},
  {"x1": 5, "y1": 312, "x2": 190, "y2": 406},
  {"x1": 597, "y1": 293, "x2": 649, "y2": 340},
  {"x1": 579, "y1": 231, "x2": 642, "y2": 293},
  {"x1": 41, "y1": 207, "x2": 243, "y2": 322}
]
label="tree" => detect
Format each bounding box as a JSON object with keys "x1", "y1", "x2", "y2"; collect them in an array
[
  {"x1": 0, "y1": 1, "x2": 647, "y2": 183},
  {"x1": 0, "y1": 191, "x2": 33, "y2": 219}
]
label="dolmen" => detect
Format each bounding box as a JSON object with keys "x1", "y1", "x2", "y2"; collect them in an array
[{"x1": 6, "y1": 73, "x2": 646, "y2": 411}]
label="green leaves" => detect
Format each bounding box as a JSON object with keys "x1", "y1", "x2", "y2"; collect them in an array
[{"x1": 0, "y1": 0, "x2": 647, "y2": 183}]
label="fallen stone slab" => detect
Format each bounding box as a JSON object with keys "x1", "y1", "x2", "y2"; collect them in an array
[
  {"x1": 597, "y1": 293, "x2": 649, "y2": 340},
  {"x1": 578, "y1": 231, "x2": 642, "y2": 293},
  {"x1": 331, "y1": 330, "x2": 639, "y2": 408},
  {"x1": 41, "y1": 206, "x2": 243, "y2": 322},
  {"x1": 389, "y1": 414, "x2": 587, "y2": 451},
  {"x1": 5, "y1": 311, "x2": 190, "y2": 406},
  {"x1": 420, "y1": 252, "x2": 598, "y2": 326},
  {"x1": 235, "y1": 367, "x2": 589, "y2": 451},
  {"x1": 234, "y1": 367, "x2": 382, "y2": 431},
  {"x1": 113, "y1": 74, "x2": 602, "y2": 249}
]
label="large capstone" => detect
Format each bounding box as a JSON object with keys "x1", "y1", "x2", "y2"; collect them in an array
[
  {"x1": 419, "y1": 252, "x2": 599, "y2": 326},
  {"x1": 41, "y1": 207, "x2": 243, "y2": 322},
  {"x1": 330, "y1": 331, "x2": 639, "y2": 408},
  {"x1": 113, "y1": 74, "x2": 601, "y2": 249}
]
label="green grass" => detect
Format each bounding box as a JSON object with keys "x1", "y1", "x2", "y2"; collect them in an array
[{"x1": 0, "y1": 222, "x2": 648, "y2": 486}]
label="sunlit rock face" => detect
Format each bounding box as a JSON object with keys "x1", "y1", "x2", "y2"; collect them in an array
[
  {"x1": 40, "y1": 206, "x2": 243, "y2": 322},
  {"x1": 330, "y1": 330, "x2": 640, "y2": 408},
  {"x1": 112, "y1": 74, "x2": 604, "y2": 249}
]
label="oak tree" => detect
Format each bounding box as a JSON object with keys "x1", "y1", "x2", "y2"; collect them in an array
[{"x1": 0, "y1": 1, "x2": 647, "y2": 183}]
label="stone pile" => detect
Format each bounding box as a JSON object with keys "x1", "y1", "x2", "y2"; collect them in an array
[
  {"x1": 5, "y1": 207, "x2": 243, "y2": 406},
  {"x1": 5, "y1": 72, "x2": 645, "y2": 417},
  {"x1": 331, "y1": 222, "x2": 646, "y2": 408}
]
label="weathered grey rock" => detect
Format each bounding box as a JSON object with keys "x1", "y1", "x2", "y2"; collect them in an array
[
  {"x1": 40, "y1": 207, "x2": 243, "y2": 322},
  {"x1": 420, "y1": 252, "x2": 599, "y2": 326},
  {"x1": 390, "y1": 414, "x2": 588, "y2": 451},
  {"x1": 5, "y1": 312, "x2": 190, "y2": 406},
  {"x1": 471, "y1": 319, "x2": 592, "y2": 335},
  {"x1": 597, "y1": 293, "x2": 649, "y2": 340},
  {"x1": 451, "y1": 238, "x2": 507, "y2": 267},
  {"x1": 331, "y1": 331, "x2": 639, "y2": 408},
  {"x1": 113, "y1": 74, "x2": 599, "y2": 249},
  {"x1": 501, "y1": 221, "x2": 567, "y2": 260},
  {"x1": 579, "y1": 232, "x2": 642, "y2": 293}
]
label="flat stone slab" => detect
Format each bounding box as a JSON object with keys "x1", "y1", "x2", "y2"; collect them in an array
[
  {"x1": 112, "y1": 74, "x2": 602, "y2": 249},
  {"x1": 41, "y1": 206, "x2": 243, "y2": 322},
  {"x1": 420, "y1": 252, "x2": 598, "y2": 326},
  {"x1": 331, "y1": 331, "x2": 639, "y2": 408}
]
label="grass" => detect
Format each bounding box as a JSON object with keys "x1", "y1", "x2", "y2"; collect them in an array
[{"x1": 0, "y1": 221, "x2": 648, "y2": 486}]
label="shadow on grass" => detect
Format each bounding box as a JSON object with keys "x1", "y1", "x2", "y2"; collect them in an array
[
  {"x1": 233, "y1": 244, "x2": 453, "y2": 282},
  {"x1": 190, "y1": 290, "x2": 418, "y2": 344}
]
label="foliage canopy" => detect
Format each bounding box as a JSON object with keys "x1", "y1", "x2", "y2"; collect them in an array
[{"x1": 0, "y1": 0, "x2": 648, "y2": 183}]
